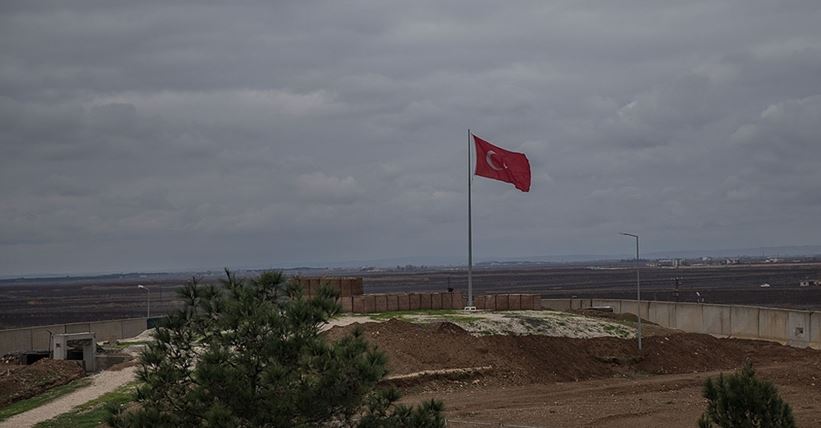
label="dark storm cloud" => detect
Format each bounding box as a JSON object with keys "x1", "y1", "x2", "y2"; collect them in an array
[{"x1": 2, "y1": 1, "x2": 821, "y2": 275}]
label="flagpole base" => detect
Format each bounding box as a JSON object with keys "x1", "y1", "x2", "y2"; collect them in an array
[{"x1": 463, "y1": 306, "x2": 477, "y2": 312}]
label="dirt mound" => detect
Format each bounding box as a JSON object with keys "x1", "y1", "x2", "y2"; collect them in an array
[
  {"x1": 325, "y1": 319, "x2": 821, "y2": 387},
  {"x1": 0, "y1": 359, "x2": 86, "y2": 407}
]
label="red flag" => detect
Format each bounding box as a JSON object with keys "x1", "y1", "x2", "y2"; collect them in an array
[{"x1": 473, "y1": 134, "x2": 531, "y2": 192}]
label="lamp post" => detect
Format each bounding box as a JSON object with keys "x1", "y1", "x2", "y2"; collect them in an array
[
  {"x1": 620, "y1": 233, "x2": 642, "y2": 351},
  {"x1": 137, "y1": 284, "x2": 150, "y2": 318}
]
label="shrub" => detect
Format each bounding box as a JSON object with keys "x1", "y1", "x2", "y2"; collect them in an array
[{"x1": 698, "y1": 359, "x2": 795, "y2": 428}]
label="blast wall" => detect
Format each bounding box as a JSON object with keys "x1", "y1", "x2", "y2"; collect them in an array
[
  {"x1": 541, "y1": 298, "x2": 820, "y2": 349},
  {"x1": 0, "y1": 318, "x2": 148, "y2": 356}
]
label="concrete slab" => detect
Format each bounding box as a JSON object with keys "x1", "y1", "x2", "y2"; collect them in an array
[
  {"x1": 674, "y1": 303, "x2": 703, "y2": 333},
  {"x1": 451, "y1": 292, "x2": 464, "y2": 308},
  {"x1": 397, "y1": 294, "x2": 410, "y2": 311},
  {"x1": 496, "y1": 294, "x2": 509, "y2": 311},
  {"x1": 339, "y1": 296, "x2": 353, "y2": 312},
  {"x1": 508, "y1": 294, "x2": 521, "y2": 310},
  {"x1": 431, "y1": 293, "x2": 442, "y2": 310},
  {"x1": 541, "y1": 299, "x2": 572, "y2": 311},
  {"x1": 758, "y1": 308, "x2": 789, "y2": 342},
  {"x1": 66, "y1": 323, "x2": 93, "y2": 334},
  {"x1": 591, "y1": 300, "x2": 622, "y2": 313},
  {"x1": 386, "y1": 294, "x2": 399, "y2": 312},
  {"x1": 121, "y1": 319, "x2": 147, "y2": 339},
  {"x1": 787, "y1": 310, "x2": 811, "y2": 347},
  {"x1": 419, "y1": 293, "x2": 432, "y2": 310},
  {"x1": 703, "y1": 305, "x2": 732, "y2": 336},
  {"x1": 352, "y1": 296, "x2": 366, "y2": 313},
  {"x1": 91, "y1": 320, "x2": 124, "y2": 342},
  {"x1": 485, "y1": 295, "x2": 496, "y2": 311},
  {"x1": 810, "y1": 312, "x2": 821, "y2": 349},
  {"x1": 374, "y1": 294, "x2": 388, "y2": 312},
  {"x1": 441, "y1": 293, "x2": 452, "y2": 309},
  {"x1": 730, "y1": 306, "x2": 759, "y2": 338},
  {"x1": 409, "y1": 294, "x2": 421, "y2": 310}
]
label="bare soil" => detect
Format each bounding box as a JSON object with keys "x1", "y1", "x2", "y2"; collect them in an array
[
  {"x1": 327, "y1": 320, "x2": 821, "y2": 426},
  {"x1": 0, "y1": 359, "x2": 85, "y2": 407}
]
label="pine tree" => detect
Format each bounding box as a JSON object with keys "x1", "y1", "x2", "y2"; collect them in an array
[
  {"x1": 108, "y1": 270, "x2": 445, "y2": 427},
  {"x1": 698, "y1": 359, "x2": 795, "y2": 428}
]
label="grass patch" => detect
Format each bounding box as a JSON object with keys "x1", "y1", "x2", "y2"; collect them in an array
[
  {"x1": 368, "y1": 309, "x2": 483, "y2": 323},
  {"x1": 34, "y1": 381, "x2": 138, "y2": 428},
  {"x1": 107, "y1": 340, "x2": 152, "y2": 350},
  {"x1": 0, "y1": 377, "x2": 92, "y2": 422}
]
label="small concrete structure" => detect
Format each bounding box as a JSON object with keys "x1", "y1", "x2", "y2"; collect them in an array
[{"x1": 52, "y1": 332, "x2": 96, "y2": 372}]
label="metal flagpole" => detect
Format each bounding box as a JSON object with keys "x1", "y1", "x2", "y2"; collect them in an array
[{"x1": 467, "y1": 129, "x2": 474, "y2": 309}]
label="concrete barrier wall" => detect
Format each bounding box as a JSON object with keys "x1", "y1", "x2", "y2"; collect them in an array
[
  {"x1": 0, "y1": 318, "x2": 148, "y2": 356},
  {"x1": 702, "y1": 305, "x2": 732, "y2": 336},
  {"x1": 541, "y1": 298, "x2": 820, "y2": 349},
  {"x1": 730, "y1": 306, "x2": 759, "y2": 338},
  {"x1": 347, "y1": 293, "x2": 538, "y2": 313},
  {"x1": 675, "y1": 303, "x2": 704, "y2": 333}
]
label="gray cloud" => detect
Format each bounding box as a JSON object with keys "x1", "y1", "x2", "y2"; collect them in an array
[{"x1": 2, "y1": 1, "x2": 821, "y2": 275}]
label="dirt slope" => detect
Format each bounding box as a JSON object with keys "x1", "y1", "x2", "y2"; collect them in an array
[{"x1": 325, "y1": 319, "x2": 820, "y2": 385}]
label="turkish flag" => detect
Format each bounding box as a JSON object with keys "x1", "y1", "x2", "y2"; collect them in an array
[{"x1": 473, "y1": 135, "x2": 531, "y2": 192}]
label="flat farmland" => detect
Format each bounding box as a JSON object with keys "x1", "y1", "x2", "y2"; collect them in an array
[{"x1": 1, "y1": 263, "x2": 821, "y2": 328}]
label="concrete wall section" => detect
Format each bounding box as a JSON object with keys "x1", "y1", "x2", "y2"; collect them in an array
[
  {"x1": 92, "y1": 321, "x2": 124, "y2": 342},
  {"x1": 810, "y1": 312, "x2": 821, "y2": 350},
  {"x1": 648, "y1": 302, "x2": 675, "y2": 329},
  {"x1": 591, "y1": 300, "x2": 623, "y2": 313},
  {"x1": 702, "y1": 305, "x2": 732, "y2": 336},
  {"x1": 673, "y1": 303, "x2": 703, "y2": 333},
  {"x1": 729, "y1": 306, "x2": 760, "y2": 338},
  {"x1": 787, "y1": 311, "x2": 811, "y2": 348},
  {"x1": 121, "y1": 319, "x2": 147, "y2": 339},
  {"x1": 758, "y1": 308, "x2": 789, "y2": 342},
  {"x1": 0, "y1": 318, "x2": 148, "y2": 356}
]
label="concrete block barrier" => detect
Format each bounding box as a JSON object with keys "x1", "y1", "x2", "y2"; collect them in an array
[
  {"x1": 420, "y1": 293, "x2": 432, "y2": 310},
  {"x1": 374, "y1": 294, "x2": 388, "y2": 312},
  {"x1": 431, "y1": 293, "x2": 442, "y2": 310},
  {"x1": 474, "y1": 295, "x2": 485, "y2": 309},
  {"x1": 386, "y1": 294, "x2": 399, "y2": 312},
  {"x1": 539, "y1": 298, "x2": 821, "y2": 349},
  {"x1": 452, "y1": 291, "x2": 464, "y2": 308},
  {"x1": 352, "y1": 295, "x2": 366, "y2": 313},
  {"x1": 496, "y1": 294, "x2": 509, "y2": 311},
  {"x1": 398, "y1": 294, "x2": 410, "y2": 311},
  {"x1": 485, "y1": 295, "x2": 497, "y2": 311},
  {"x1": 409, "y1": 294, "x2": 421, "y2": 310},
  {"x1": 339, "y1": 296, "x2": 354, "y2": 313},
  {"x1": 441, "y1": 293, "x2": 452, "y2": 309},
  {"x1": 509, "y1": 294, "x2": 521, "y2": 310}
]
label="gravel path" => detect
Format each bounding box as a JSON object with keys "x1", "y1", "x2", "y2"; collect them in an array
[{"x1": 0, "y1": 367, "x2": 137, "y2": 428}]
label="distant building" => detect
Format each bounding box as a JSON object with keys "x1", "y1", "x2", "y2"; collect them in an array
[{"x1": 799, "y1": 279, "x2": 821, "y2": 287}]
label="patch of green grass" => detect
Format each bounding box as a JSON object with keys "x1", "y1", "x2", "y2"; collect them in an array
[
  {"x1": 0, "y1": 377, "x2": 92, "y2": 422},
  {"x1": 367, "y1": 309, "x2": 483, "y2": 323},
  {"x1": 34, "y1": 381, "x2": 138, "y2": 428},
  {"x1": 107, "y1": 340, "x2": 152, "y2": 350}
]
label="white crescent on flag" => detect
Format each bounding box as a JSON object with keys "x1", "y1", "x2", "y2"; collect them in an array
[{"x1": 486, "y1": 150, "x2": 503, "y2": 171}]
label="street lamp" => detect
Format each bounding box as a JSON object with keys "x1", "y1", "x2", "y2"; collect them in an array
[
  {"x1": 137, "y1": 284, "x2": 150, "y2": 318},
  {"x1": 620, "y1": 233, "x2": 642, "y2": 351}
]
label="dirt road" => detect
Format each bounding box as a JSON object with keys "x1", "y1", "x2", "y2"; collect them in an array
[{"x1": 0, "y1": 366, "x2": 136, "y2": 428}]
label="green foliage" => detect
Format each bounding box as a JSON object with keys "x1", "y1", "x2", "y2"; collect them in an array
[
  {"x1": 698, "y1": 359, "x2": 795, "y2": 428},
  {"x1": 35, "y1": 381, "x2": 136, "y2": 428},
  {"x1": 108, "y1": 269, "x2": 444, "y2": 427}
]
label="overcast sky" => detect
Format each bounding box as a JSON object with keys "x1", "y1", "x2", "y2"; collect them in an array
[{"x1": 2, "y1": 1, "x2": 821, "y2": 275}]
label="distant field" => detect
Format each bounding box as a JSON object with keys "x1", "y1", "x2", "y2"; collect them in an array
[{"x1": 1, "y1": 263, "x2": 821, "y2": 328}]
